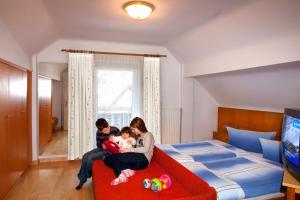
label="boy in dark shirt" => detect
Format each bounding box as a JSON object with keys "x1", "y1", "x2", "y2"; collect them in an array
[
  {"x1": 96, "y1": 123, "x2": 120, "y2": 149},
  {"x1": 76, "y1": 118, "x2": 120, "y2": 190}
]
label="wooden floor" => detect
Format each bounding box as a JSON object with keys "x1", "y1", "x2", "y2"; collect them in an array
[
  {"x1": 40, "y1": 130, "x2": 68, "y2": 156},
  {"x1": 4, "y1": 161, "x2": 94, "y2": 200}
]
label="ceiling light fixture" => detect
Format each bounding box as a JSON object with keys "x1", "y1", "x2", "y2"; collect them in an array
[{"x1": 124, "y1": 1, "x2": 154, "y2": 20}]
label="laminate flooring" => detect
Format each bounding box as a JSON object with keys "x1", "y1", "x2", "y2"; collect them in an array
[
  {"x1": 40, "y1": 130, "x2": 68, "y2": 156},
  {"x1": 4, "y1": 161, "x2": 93, "y2": 200}
]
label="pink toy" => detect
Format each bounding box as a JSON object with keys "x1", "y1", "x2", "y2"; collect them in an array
[{"x1": 159, "y1": 174, "x2": 172, "y2": 189}]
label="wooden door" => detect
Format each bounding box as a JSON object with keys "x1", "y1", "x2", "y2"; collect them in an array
[
  {"x1": 7, "y1": 67, "x2": 21, "y2": 187},
  {"x1": 62, "y1": 70, "x2": 68, "y2": 130},
  {"x1": 0, "y1": 64, "x2": 9, "y2": 199},
  {"x1": 39, "y1": 76, "x2": 52, "y2": 154}
]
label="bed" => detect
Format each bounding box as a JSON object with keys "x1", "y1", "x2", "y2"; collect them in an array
[
  {"x1": 156, "y1": 140, "x2": 284, "y2": 200},
  {"x1": 156, "y1": 107, "x2": 285, "y2": 200}
]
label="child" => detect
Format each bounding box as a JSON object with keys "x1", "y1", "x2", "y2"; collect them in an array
[
  {"x1": 103, "y1": 126, "x2": 136, "y2": 154},
  {"x1": 76, "y1": 118, "x2": 120, "y2": 190},
  {"x1": 112, "y1": 126, "x2": 136, "y2": 148}
]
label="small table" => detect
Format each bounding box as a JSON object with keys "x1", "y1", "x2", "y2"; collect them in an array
[{"x1": 282, "y1": 169, "x2": 300, "y2": 200}]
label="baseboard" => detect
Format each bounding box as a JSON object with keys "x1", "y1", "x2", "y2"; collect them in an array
[
  {"x1": 55, "y1": 126, "x2": 64, "y2": 131},
  {"x1": 39, "y1": 155, "x2": 68, "y2": 163},
  {"x1": 30, "y1": 160, "x2": 39, "y2": 166}
]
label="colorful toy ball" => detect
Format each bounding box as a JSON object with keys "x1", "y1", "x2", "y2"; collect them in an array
[
  {"x1": 151, "y1": 178, "x2": 162, "y2": 192},
  {"x1": 159, "y1": 174, "x2": 172, "y2": 189},
  {"x1": 143, "y1": 178, "x2": 151, "y2": 189}
]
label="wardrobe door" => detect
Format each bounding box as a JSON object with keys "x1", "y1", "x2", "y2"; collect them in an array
[
  {"x1": 0, "y1": 60, "x2": 30, "y2": 200},
  {"x1": 39, "y1": 102, "x2": 48, "y2": 153},
  {"x1": 0, "y1": 64, "x2": 9, "y2": 199},
  {"x1": 39, "y1": 77, "x2": 52, "y2": 154},
  {"x1": 7, "y1": 67, "x2": 23, "y2": 186}
]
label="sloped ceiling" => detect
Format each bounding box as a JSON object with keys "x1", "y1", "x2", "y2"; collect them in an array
[
  {"x1": 0, "y1": 0, "x2": 58, "y2": 56},
  {"x1": 0, "y1": 0, "x2": 249, "y2": 56},
  {"x1": 167, "y1": 0, "x2": 300, "y2": 63},
  {"x1": 196, "y1": 61, "x2": 300, "y2": 111},
  {"x1": 167, "y1": 0, "x2": 300, "y2": 76}
]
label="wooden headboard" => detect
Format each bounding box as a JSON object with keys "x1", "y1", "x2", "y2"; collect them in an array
[{"x1": 214, "y1": 107, "x2": 283, "y2": 142}]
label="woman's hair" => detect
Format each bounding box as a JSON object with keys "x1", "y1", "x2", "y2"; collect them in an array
[
  {"x1": 95, "y1": 118, "x2": 108, "y2": 131},
  {"x1": 120, "y1": 126, "x2": 132, "y2": 136},
  {"x1": 130, "y1": 117, "x2": 148, "y2": 133}
]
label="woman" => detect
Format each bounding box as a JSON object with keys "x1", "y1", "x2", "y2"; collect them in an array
[
  {"x1": 104, "y1": 117, "x2": 155, "y2": 185},
  {"x1": 76, "y1": 118, "x2": 120, "y2": 190}
]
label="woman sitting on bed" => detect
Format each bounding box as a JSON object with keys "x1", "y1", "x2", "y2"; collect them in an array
[{"x1": 104, "y1": 117, "x2": 155, "y2": 185}]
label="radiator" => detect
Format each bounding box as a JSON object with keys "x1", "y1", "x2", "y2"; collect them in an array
[{"x1": 161, "y1": 108, "x2": 182, "y2": 144}]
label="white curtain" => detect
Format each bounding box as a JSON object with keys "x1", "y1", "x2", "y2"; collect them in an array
[
  {"x1": 94, "y1": 54, "x2": 143, "y2": 130},
  {"x1": 68, "y1": 53, "x2": 94, "y2": 159},
  {"x1": 143, "y1": 57, "x2": 161, "y2": 144}
]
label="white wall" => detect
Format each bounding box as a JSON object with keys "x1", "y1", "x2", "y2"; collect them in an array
[
  {"x1": 180, "y1": 77, "x2": 194, "y2": 143},
  {"x1": 38, "y1": 62, "x2": 67, "y2": 81},
  {"x1": 52, "y1": 80, "x2": 62, "y2": 128},
  {"x1": 32, "y1": 55, "x2": 38, "y2": 161},
  {"x1": 181, "y1": 76, "x2": 219, "y2": 143},
  {"x1": 0, "y1": 19, "x2": 30, "y2": 69},
  {"x1": 193, "y1": 81, "x2": 218, "y2": 140}
]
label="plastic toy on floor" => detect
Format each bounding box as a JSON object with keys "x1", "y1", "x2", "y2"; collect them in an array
[
  {"x1": 151, "y1": 178, "x2": 162, "y2": 192},
  {"x1": 143, "y1": 178, "x2": 151, "y2": 189},
  {"x1": 159, "y1": 174, "x2": 172, "y2": 189},
  {"x1": 143, "y1": 174, "x2": 172, "y2": 192}
]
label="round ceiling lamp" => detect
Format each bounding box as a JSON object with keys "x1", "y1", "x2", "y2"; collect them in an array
[{"x1": 124, "y1": 1, "x2": 154, "y2": 20}]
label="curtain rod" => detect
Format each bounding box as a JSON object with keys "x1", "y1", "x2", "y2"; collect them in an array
[{"x1": 61, "y1": 49, "x2": 167, "y2": 58}]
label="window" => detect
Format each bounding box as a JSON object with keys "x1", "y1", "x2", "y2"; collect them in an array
[
  {"x1": 94, "y1": 55, "x2": 143, "y2": 129},
  {"x1": 96, "y1": 69, "x2": 133, "y2": 128}
]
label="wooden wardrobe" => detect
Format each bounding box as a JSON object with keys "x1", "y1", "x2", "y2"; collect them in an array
[{"x1": 0, "y1": 58, "x2": 31, "y2": 199}]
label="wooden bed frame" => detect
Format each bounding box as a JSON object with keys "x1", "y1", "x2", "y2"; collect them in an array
[{"x1": 213, "y1": 107, "x2": 284, "y2": 142}]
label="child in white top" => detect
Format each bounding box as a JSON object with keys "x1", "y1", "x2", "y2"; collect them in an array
[{"x1": 110, "y1": 126, "x2": 136, "y2": 149}]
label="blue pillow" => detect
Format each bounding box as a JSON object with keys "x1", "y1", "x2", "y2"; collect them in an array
[
  {"x1": 226, "y1": 127, "x2": 276, "y2": 153},
  {"x1": 259, "y1": 138, "x2": 281, "y2": 163}
]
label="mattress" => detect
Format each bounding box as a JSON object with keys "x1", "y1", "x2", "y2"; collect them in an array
[{"x1": 156, "y1": 140, "x2": 284, "y2": 200}]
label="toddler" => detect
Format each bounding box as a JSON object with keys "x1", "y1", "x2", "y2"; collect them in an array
[{"x1": 104, "y1": 126, "x2": 136, "y2": 154}]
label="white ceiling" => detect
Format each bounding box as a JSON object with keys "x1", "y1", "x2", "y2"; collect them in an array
[
  {"x1": 196, "y1": 61, "x2": 300, "y2": 111},
  {"x1": 0, "y1": 0, "x2": 249, "y2": 55}
]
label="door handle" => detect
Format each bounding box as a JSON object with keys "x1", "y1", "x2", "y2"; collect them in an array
[{"x1": 4, "y1": 114, "x2": 15, "y2": 119}]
